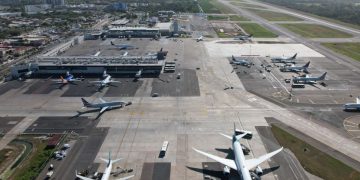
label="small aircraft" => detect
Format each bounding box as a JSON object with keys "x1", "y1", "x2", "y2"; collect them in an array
[
  {"x1": 231, "y1": 55, "x2": 252, "y2": 66},
  {"x1": 271, "y1": 53, "x2": 297, "y2": 63},
  {"x1": 280, "y1": 61, "x2": 310, "y2": 73},
  {"x1": 193, "y1": 124, "x2": 283, "y2": 180},
  {"x1": 110, "y1": 41, "x2": 135, "y2": 50},
  {"x1": 135, "y1": 69, "x2": 142, "y2": 79},
  {"x1": 52, "y1": 72, "x2": 84, "y2": 89},
  {"x1": 196, "y1": 36, "x2": 203, "y2": 42},
  {"x1": 81, "y1": 98, "x2": 131, "y2": 116},
  {"x1": 76, "y1": 152, "x2": 134, "y2": 180},
  {"x1": 89, "y1": 71, "x2": 120, "y2": 91},
  {"x1": 344, "y1": 97, "x2": 360, "y2": 111},
  {"x1": 293, "y1": 72, "x2": 327, "y2": 84},
  {"x1": 234, "y1": 34, "x2": 253, "y2": 41}
]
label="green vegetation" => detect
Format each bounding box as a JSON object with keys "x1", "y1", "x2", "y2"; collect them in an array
[
  {"x1": 9, "y1": 139, "x2": 56, "y2": 180},
  {"x1": 250, "y1": 9, "x2": 303, "y2": 21},
  {"x1": 207, "y1": 15, "x2": 249, "y2": 21},
  {"x1": 322, "y1": 43, "x2": 360, "y2": 62},
  {"x1": 280, "y1": 24, "x2": 353, "y2": 38},
  {"x1": 216, "y1": 31, "x2": 231, "y2": 38},
  {"x1": 198, "y1": 0, "x2": 235, "y2": 14},
  {"x1": 229, "y1": 15, "x2": 249, "y2": 21},
  {"x1": 271, "y1": 124, "x2": 360, "y2": 180},
  {"x1": 238, "y1": 23, "x2": 278, "y2": 37},
  {"x1": 259, "y1": 0, "x2": 360, "y2": 26},
  {"x1": 208, "y1": 15, "x2": 228, "y2": 21}
]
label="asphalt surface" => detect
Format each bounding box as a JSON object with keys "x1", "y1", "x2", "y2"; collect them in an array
[
  {"x1": 0, "y1": 117, "x2": 24, "y2": 135},
  {"x1": 256, "y1": 126, "x2": 309, "y2": 180},
  {"x1": 151, "y1": 69, "x2": 200, "y2": 97},
  {"x1": 140, "y1": 162, "x2": 171, "y2": 180},
  {"x1": 23, "y1": 80, "x2": 61, "y2": 94},
  {"x1": 0, "y1": 81, "x2": 24, "y2": 95},
  {"x1": 265, "y1": 117, "x2": 360, "y2": 172},
  {"x1": 24, "y1": 116, "x2": 96, "y2": 134},
  {"x1": 104, "y1": 78, "x2": 143, "y2": 97}
]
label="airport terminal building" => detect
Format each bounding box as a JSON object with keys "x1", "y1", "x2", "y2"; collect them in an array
[{"x1": 11, "y1": 55, "x2": 165, "y2": 78}]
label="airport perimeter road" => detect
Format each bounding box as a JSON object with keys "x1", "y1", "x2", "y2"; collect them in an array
[{"x1": 218, "y1": 0, "x2": 360, "y2": 71}]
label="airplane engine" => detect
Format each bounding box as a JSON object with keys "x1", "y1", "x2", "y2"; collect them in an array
[
  {"x1": 250, "y1": 172, "x2": 260, "y2": 180},
  {"x1": 255, "y1": 166, "x2": 263, "y2": 176},
  {"x1": 223, "y1": 166, "x2": 230, "y2": 174}
]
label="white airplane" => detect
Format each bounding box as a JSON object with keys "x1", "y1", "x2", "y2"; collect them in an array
[
  {"x1": 234, "y1": 34, "x2": 253, "y2": 41},
  {"x1": 52, "y1": 71, "x2": 84, "y2": 84},
  {"x1": 81, "y1": 98, "x2": 131, "y2": 118},
  {"x1": 293, "y1": 72, "x2": 327, "y2": 84},
  {"x1": 271, "y1": 53, "x2": 297, "y2": 63},
  {"x1": 280, "y1": 61, "x2": 310, "y2": 73},
  {"x1": 196, "y1": 36, "x2": 203, "y2": 42},
  {"x1": 344, "y1": 97, "x2": 360, "y2": 111},
  {"x1": 76, "y1": 152, "x2": 134, "y2": 180},
  {"x1": 193, "y1": 125, "x2": 283, "y2": 180},
  {"x1": 135, "y1": 69, "x2": 142, "y2": 78},
  {"x1": 89, "y1": 71, "x2": 120, "y2": 90},
  {"x1": 231, "y1": 55, "x2": 252, "y2": 66}
]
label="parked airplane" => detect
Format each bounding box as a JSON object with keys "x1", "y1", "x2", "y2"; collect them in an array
[
  {"x1": 271, "y1": 53, "x2": 297, "y2": 63},
  {"x1": 76, "y1": 152, "x2": 134, "y2": 180},
  {"x1": 193, "y1": 125, "x2": 283, "y2": 180},
  {"x1": 89, "y1": 71, "x2": 120, "y2": 90},
  {"x1": 231, "y1": 55, "x2": 252, "y2": 66},
  {"x1": 110, "y1": 41, "x2": 135, "y2": 50},
  {"x1": 234, "y1": 34, "x2": 253, "y2": 41},
  {"x1": 81, "y1": 98, "x2": 131, "y2": 115},
  {"x1": 344, "y1": 97, "x2": 360, "y2": 111},
  {"x1": 280, "y1": 61, "x2": 310, "y2": 73},
  {"x1": 52, "y1": 72, "x2": 84, "y2": 85},
  {"x1": 293, "y1": 72, "x2": 327, "y2": 84},
  {"x1": 135, "y1": 69, "x2": 142, "y2": 78},
  {"x1": 196, "y1": 36, "x2": 203, "y2": 42}
]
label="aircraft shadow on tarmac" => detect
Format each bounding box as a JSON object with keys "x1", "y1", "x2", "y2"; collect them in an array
[
  {"x1": 71, "y1": 106, "x2": 122, "y2": 120},
  {"x1": 187, "y1": 147, "x2": 281, "y2": 180},
  {"x1": 187, "y1": 165, "x2": 280, "y2": 180}
]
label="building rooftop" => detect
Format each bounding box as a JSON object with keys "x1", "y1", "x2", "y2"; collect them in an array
[{"x1": 109, "y1": 26, "x2": 160, "y2": 31}]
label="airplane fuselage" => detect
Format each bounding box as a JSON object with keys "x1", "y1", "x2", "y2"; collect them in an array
[
  {"x1": 344, "y1": 103, "x2": 360, "y2": 110},
  {"x1": 87, "y1": 101, "x2": 124, "y2": 109},
  {"x1": 271, "y1": 58, "x2": 295, "y2": 63},
  {"x1": 233, "y1": 137, "x2": 252, "y2": 180},
  {"x1": 101, "y1": 163, "x2": 112, "y2": 180}
]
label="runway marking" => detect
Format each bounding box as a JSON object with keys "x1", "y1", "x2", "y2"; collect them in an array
[
  {"x1": 344, "y1": 121, "x2": 359, "y2": 126},
  {"x1": 308, "y1": 99, "x2": 315, "y2": 104},
  {"x1": 348, "y1": 130, "x2": 360, "y2": 132}
]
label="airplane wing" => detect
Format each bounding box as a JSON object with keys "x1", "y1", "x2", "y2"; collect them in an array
[
  {"x1": 99, "y1": 98, "x2": 106, "y2": 103},
  {"x1": 89, "y1": 81, "x2": 102, "y2": 83},
  {"x1": 219, "y1": 133, "x2": 232, "y2": 140},
  {"x1": 100, "y1": 106, "x2": 109, "y2": 114},
  {"x1": 76, "y1": 171, "x2": 94, "y2": 180},
  {"x1": 193, "y1": 148, "x2": 237, "y2": 170},
  {"x1": 109, "y1": 80, "x2": 120, "y2": 83},
  {"x1": 244, "y1": 147, "x2": 283, "y2": 170},
  {"x1": 117, "y1": 175, "x2": 135, "y2": 180}
]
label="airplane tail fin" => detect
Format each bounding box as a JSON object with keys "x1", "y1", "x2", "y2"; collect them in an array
[
  {"x1": 232, "y1": 55, "x2": 235, "y2": 61},
  {"x1": 356, "y1": 97, "x2": 360, "y2": 104},
  {"x1": 249, "y1": 34, "x2": 253, "y2": 37},
  {"x1": 103, "y1": 70, "x2": 108, "y2": 78},
  {"x1": 319, "y1": 72, "x2": 327, "y2": 80},
  {"x1": 292, "y1": 53, "x2": 298, "y2": 59},
  {"x1": 160, "y1": 48, "x2": 163, "y2": 52},
  {"x1": 81, "y1": 98, "x2": 92, "y2": 107},
  {"x1": 111, "y1": 41, "x2": 114, "y2": 45},
  {"x1": 303, "y1": 61, "x2": 310, "y2": 68},
  {"x1": 100, "y1": 152, "x2": 122, "y2": 167}
]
